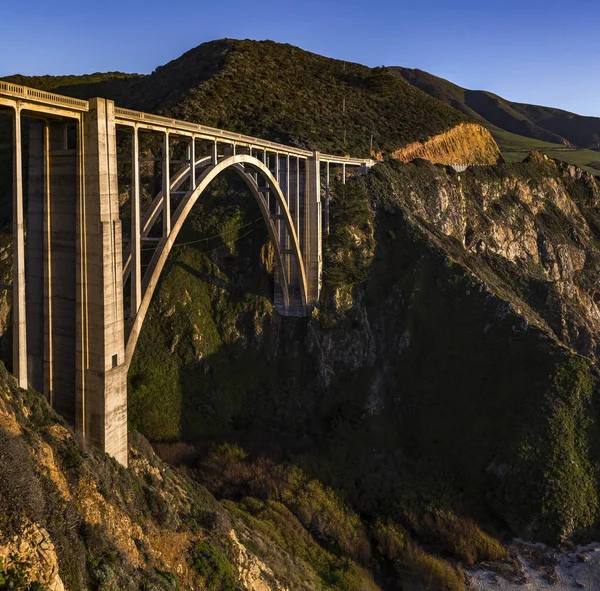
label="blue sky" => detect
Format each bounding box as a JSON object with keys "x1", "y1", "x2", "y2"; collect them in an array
[{"x1": 1, "y1": 0, "x2": 598, "y2": 116}]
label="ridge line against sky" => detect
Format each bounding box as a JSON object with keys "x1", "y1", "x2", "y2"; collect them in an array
[{"x1": 1, "y1": 0, "x2": 598, "y2": 117}]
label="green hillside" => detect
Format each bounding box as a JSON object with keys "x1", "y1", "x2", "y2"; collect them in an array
[
  {"x1": 391, "y1": 66, "x2": 600, "y2": 149},
  {"x1": 493, "y1": 129, "x2": 600, "y2": 174},
  {"x1": 3, "y1": 39, "x2": 471, "y2": 157},
  {"x1": 390, "y1": 66, "x2": 600, "y2": 173},
  {"x1": 492, "y1": 128, "x2": 567, "y2": 153}
]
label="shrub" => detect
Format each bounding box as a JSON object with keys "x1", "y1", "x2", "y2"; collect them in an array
[
  {"x1": 199, "y1": 444, "x2": 372, "y2": 563},
  {"x1": 0, "y1": 430, "x2": 45, "y2": 532},
  {"x1": 374, "y1": 520, "x2": 466, "y2": 591},
  {"x1": 403, "y1": 509, "x2": 508, "y2": 564},
  {"x1": 324, "y1": 180, "x2": 374, "y2": 290},
  {"x1": 189, "y1": 541, "x2": 241, "y2": 591},
  {"x1": 0, "y1": 555, "x2": 46, "y2": 590}
]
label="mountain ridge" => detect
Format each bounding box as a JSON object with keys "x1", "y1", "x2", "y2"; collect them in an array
[{"x1": 391, "y1": 65, "x2": 600, "y2": 149}]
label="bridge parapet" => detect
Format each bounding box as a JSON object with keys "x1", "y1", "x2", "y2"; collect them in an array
[{"x1": 0, "y1": 80, "x2": 89, "y2": 111}]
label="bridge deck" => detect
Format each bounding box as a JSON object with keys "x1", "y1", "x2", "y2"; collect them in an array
[{"x1": 0, "y1": 81, "x2": 373, "y2": 167}]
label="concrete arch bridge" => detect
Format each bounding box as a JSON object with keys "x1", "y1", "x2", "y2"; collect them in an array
[{"x1": 0, "y1": 82, "x2": 374, "y2": 465}]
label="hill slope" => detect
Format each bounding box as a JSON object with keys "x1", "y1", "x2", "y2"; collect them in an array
[
  {"x1": 3, "y1": 39, "x2": 480, "y2": 158},
  {"x1": 0, "y1": 362, "x2": 398, "y2": 591},
  {"x1": 392, "y1": 66, "x2": 600, "y2": 150}
]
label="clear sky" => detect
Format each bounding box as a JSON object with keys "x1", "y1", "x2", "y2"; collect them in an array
[{"x1": 1, "y1": 0, "x2": 598, "y2": 116}]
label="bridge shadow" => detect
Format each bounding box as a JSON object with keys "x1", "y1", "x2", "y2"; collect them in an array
[{"x1": 133, "y1": 173, "x2": 538, "y2": 579}]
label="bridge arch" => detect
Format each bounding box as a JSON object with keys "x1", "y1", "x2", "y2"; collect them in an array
[{"x1": 124, "y1": 154, "x2": 308, "y2": 369}]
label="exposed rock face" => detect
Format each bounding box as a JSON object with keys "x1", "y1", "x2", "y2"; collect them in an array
[
  {"x1": 0, "y1": 522, "x2": 65, "y2": 591},
  {"x1": 229, "y1": 529, "x2": 290, "y2": 591},
  {"x1": 387, "y1": 154, "x2": 600, "y2": 363},
  {"x1": 391, "y1": 123, "x2": 501, "y2": 165}
]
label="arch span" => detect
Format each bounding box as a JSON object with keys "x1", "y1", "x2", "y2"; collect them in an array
[
  {"x1": 123, "y1": 155, "x2": 213, "y2": 282},
  {"x1": 124, "y1": 154, "x2": 308, "y2": 369}
]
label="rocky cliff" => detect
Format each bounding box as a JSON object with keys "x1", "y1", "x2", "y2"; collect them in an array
[
  {"x1": 387, "y1": 152, "x2": 600, "y2": 362},
  {"x1": 121, "y1": 152, "x2": 600, "y2": 590}
]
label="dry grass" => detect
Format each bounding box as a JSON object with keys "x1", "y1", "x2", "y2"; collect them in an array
[
  {"x1": 375, "y1": 519, "x2": 467, "y2": 591},
  {"x1": 404, "y1": 509, "x2": 509, "y2": 565},
  {"x1": 198, "y1": 443, "x2": 372, "y2": 564}
]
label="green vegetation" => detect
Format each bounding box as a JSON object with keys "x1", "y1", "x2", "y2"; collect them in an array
[
  {"x1": 374, "y1": 520, "x2": 466, "y2": 591},
  {"x1": 4, "y1": 39, "x2": 469, "y2": 157},
  {"x1": 3, "y1": 72, "x2": 140, "y2": 92},
  {"x1": 490, "y1": 129, "x2": 600, "y2": 174},
  {"x1": 198, "y1": 443, "x2": 473, "y2": 590},
  {"x1": 200, "y1": 444, "x2": 372, "y2": 563},
  {"x1": 189, "y1": 541, "x2": 241, "y2": 591},
  {"x1": 492, "y1": 128, "x2": 566, "y2": 153},
  {"x1": 323, "y1": 179, "x2": 374, "y2": 290}
]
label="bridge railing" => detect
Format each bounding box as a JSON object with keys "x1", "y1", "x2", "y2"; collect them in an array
[
  {"x1": 321, "y1": 153, "x2": 375, "y2": 167},
  {"x1": 448, "y1": 163, "x2": 496, "y2": 172},
  {"x1": 115, "y1": 106, "x2": 316, "y2": 158},
  {"x1": 115, "y1": 106, "x2": 374, "y2": 166},
  {"x1": 0, "y1": 81, "x2": 89, "y2": 110}
]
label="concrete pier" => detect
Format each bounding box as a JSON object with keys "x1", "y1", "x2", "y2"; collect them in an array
[
  {"x1": 130, "y1": 127, "x2": 141, "y2": 316},
  {"x1": 305, "y1": 152, "x2": 322, "y2": 304},
  {"x1": 26, "y1": 120, "x2": 45, "y2": 394},
  {"x1": 48, "y1": 125, "x2": 78, "y2": 424},
  {"x1": 12, "y1": 107, "x2": 27, "y2": 389},
  {"x1": 78, "y1": 98, "x2": 127, "y2": 465}
]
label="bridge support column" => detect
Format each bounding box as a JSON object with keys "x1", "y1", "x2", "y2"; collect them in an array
[
  {"x1": 324, "y1": 161, "x2": 330, "y2": 236},
  {"x1": 12, "y1": 107, "x2": 27, "y2": 389},
  {"x1": 26, "y1": 120, "x2": 47, "y2": 396},
  {"x1": 162, "y1": 133, "x2": 171, "y2": 237},
  {"x1": 78, "y1": 97, "x2": 127, "y2": 466},
  {"x1": 130, "y1": 126, "x2": 141, "y2": 316},
  {"x1": 305, "y1": 151, "x2": 322, "y2": 306},
  {"x1": 295, "y1": 156, "x2": 301, "y2": 240},
  {"x1": 189, "y1": 139, "x2": 196, "y2": 190}
]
